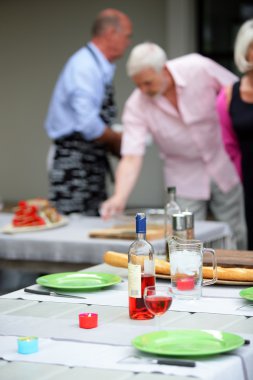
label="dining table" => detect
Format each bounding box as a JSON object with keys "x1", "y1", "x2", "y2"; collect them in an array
[
  {"x1": 0, "y1": 212, "x2": 233, "y2": 274},
  {"x1": 0, "y1": 262, "x2": 252, "y2": 380}
]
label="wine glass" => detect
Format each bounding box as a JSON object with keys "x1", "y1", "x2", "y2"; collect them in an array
[{"x1": 144, "y1": 285, "x2": 173, "y2": 329}]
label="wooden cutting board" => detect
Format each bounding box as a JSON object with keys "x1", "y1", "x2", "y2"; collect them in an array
[
  {"x1": 204, "y1": 249, "x2": 253, "y2": 268},
  {"x1": 89, "y1": 225, "x2": 164, "y2": 240}
]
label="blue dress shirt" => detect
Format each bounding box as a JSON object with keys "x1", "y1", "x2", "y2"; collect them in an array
[{"x1": 44, "y1": 42, "x2": 116, "y2": 141}]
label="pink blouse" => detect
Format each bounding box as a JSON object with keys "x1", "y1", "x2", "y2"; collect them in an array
[{"x1": 216, "y1": 87, "x2": 242, "y2": 181}]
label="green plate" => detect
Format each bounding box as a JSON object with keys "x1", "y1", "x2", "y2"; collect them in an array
[
  {"x1": 240, "y1": 287, "x2": 253, "y2": 301},
  {"x1": 132, "y1": 329, "x2": 244, "y2": 357},
  {"x1": 36, "y1": 272, "x2": 122, "y2": 290}
]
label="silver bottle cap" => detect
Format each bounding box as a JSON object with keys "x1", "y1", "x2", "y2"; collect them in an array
[
  {"x1": 172, "y1": 213, "x2": 186, "y2": 231},
  {"x1": 182, "y1": 211, "x2": 194, "y2": 229}
]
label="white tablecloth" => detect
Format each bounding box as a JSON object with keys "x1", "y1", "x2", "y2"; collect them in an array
[
  {"x1": 0, "y1": 269, "x2": 253, "y2": 380},
  {"x1": 0, "y1": 334, "x2": 251, "y2": 380}
]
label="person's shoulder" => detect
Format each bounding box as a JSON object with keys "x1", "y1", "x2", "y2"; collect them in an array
[
  {"x1": 224, "y1": 84, "x2": 233, "y2": 105},
  {"x1": 178, "y1": 53, "x2": 214, "y2": 67},
  {"x1": 186, "y1": 53, "x2": 229, "y2": 72},
  {"x1": 171, "y1": 53, "x2": 230, "y2": 80},
  {"x1": 217, "y1": 85, "x2": 232, "y2": 108},
  {"x1": 168, "y1": 53, "x2": 207, "y2": 73},
  {"x1": 67, "y1": 47, "x2": 91, "y2": 66},
  {"x1": 169, "y1": 53, "x2": 202, "y2": 64},
  {"x1": 167, "y1": 54, "x2": 210, "y2": 81},
  {"x1": 63, "y1": 46, "x2": 100, "y2": 78},
  {"x1": 65, "y1": 44, "x2": 100, "y2": 65}
]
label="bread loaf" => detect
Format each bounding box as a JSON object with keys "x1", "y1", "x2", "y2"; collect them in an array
[
  {"x1": 103, "y1": 251, "x2": 253, "y2": 282},
  {"x1": 104, "y1": 251, "x2": 128, "y2": 268},
  {"x1": 203, "y1": 266, "x2": 253, "y2": 282},
  {"x1": 103, "y1": 251, "x2": 170, "y2": 275}
]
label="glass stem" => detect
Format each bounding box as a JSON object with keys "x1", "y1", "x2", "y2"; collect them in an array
[{"x1": 155, "y1": 316, "x2": 161, "y2": 330}]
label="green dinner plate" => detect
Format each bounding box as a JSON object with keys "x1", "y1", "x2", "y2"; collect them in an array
[
  {"x1": 240, "y1": 287, "x2": 253, "y2": 301},
  {"x1": 36, "y1": 272, "x2": 122, "y2": 290},
  {"x1": 132, "y1": 329, "x2": 244, "y2": 357}
]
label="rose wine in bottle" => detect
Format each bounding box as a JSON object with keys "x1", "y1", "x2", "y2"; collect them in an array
[{"x1": 128, "y1": 213, "x2": 155, "y2": 320}]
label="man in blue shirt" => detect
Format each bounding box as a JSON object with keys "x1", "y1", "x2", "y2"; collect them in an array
[{"x1": 44, "y1": 8, "x2": 132, "y2": 215}]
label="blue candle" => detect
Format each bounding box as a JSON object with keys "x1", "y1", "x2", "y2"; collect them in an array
[{"x1": 17, "y1": 336, "x2": 39, "y2": 354}]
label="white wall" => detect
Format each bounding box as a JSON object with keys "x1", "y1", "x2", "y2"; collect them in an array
[
  {"x1": 0, "y1": 0, "x2": 196, "y2": 209},
  {"x1": 166, "y1": 0, "x2": 197, "y2": 57}
]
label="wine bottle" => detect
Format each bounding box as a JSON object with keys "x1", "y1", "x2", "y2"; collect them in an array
[
  {"x1": 164, "y1": 187, "x2": 181, "y2": 260},
  {"x1": 128, "y1": 213, "x2": 155, "y2": 320}
]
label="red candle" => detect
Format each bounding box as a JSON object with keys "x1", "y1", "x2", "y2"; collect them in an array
[
  {"x1": 79, "y1": 313, "x2": 98, "y2": 329},
  {"x1": 177, "y1": 277, "x2": 195, "y2": 291}
]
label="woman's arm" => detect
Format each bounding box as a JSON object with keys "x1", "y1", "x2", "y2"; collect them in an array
[{"x1": 216, "y1": 86, "x2": 242, "y2": 180}]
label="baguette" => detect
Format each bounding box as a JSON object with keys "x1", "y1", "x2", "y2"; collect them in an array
[
  {"x1": 104, "y1": 250, "x2": 253, "y2": 282},
  {"x1": 103, "y1": 251, "x2": 170, "y2": 275},
  {"x1": 203, "y1": 266, "x2": 253, "y2": 282},
  {"x1": 104, "y1": 251, "x2": 128, "y2": 269}
]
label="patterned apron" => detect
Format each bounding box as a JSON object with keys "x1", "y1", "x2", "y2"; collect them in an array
[{"x1": 48, "y1": 46, "x2": 117, "y2": 216}]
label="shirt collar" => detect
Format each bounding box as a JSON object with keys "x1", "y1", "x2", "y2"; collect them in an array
[
  {"x1": 87, "y1": 42, "x2": 116, "y2": 83},
  {"x1": 165, "y1": 61, "x2": 186, "y2": 88}
]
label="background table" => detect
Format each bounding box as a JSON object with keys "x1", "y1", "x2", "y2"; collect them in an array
[
  {"x1": 0, "y1": 263, "x2": 252, "y2": 380},
  {"x1": 0, "y1": 212, "x2": 233, "y2": 273}
]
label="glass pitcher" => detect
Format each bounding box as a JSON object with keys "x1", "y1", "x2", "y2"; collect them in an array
[{"x1": 168, "y1": 236, "x2": 217, "y2": 299}]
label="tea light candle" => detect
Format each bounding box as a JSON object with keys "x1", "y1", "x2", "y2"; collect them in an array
[
  {"x1": 79, "y1": 313, "x2": 98, "y2": 329},
  {"x1": 17, "y1": 336, "x2": 39, "y2": 354},
  {"x1": 177, "y1": 277, "x2": 195, "y2": 291}
]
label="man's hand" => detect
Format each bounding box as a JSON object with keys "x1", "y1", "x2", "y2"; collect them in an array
[{"x1": 95, "y1": 127, "x2": 122, "y2": 157}]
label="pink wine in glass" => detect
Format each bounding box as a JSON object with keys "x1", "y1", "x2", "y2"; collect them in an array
[{"x1": 144, "y1": 295, "x2": 172, "y2": 316}]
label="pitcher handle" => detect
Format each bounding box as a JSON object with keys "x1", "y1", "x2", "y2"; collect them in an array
[{"x1": 202, "y1": 248, "x2": 217, "y2": 286}]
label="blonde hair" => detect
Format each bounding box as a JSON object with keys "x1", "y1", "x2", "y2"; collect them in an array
[
  {"x1": 234, "y1": 19, "x2": 253, "y2": 73},
  {"x1": 126, "y1": 42, "x2": 167, "y2": 77}
]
